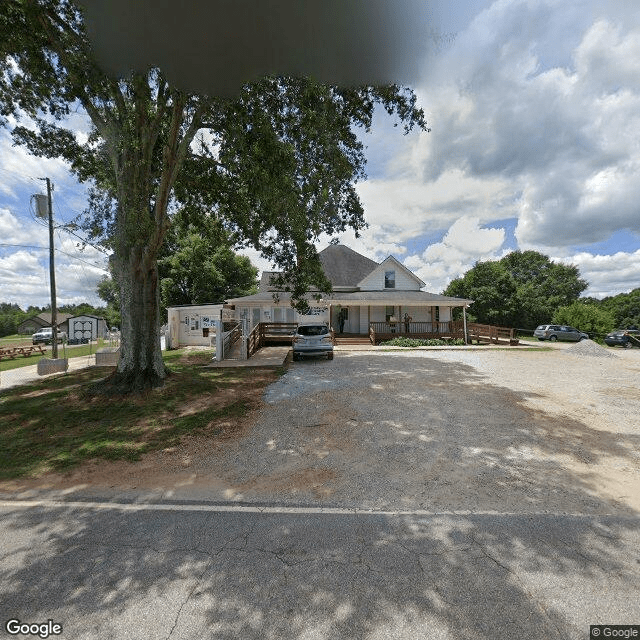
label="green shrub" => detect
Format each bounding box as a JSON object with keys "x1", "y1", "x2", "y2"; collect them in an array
[{"x1": 380, "y1": 337, "x2": 466, "y2": 347}]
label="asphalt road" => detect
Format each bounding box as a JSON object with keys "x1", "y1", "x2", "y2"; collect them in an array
[{"x1": 0, "y1": 499, "x2": 638, "y2": 640}]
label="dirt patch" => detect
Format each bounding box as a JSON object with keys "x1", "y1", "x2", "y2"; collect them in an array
[
  {"x1": 237, "y1": 467, "x2": 338, "y2": 499},
  {"x1": 0, "y1": 368, "x2": 278, "y2": 492}
]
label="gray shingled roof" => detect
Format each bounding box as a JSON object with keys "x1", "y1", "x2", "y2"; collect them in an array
[
  {"x1": 318, "y1": 244, "x2": 378, "y2": 287},
  {"x1": 259, "y1": 245, "x2": 378, "y2": 291}
]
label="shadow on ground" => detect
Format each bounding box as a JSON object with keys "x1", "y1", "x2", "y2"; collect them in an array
[
  {"x1": 1, "y1": 353, "x2": 639, "y2": 638},
  {"x1": 0, "y1": 505, "x2": 638, "y2": 639}
]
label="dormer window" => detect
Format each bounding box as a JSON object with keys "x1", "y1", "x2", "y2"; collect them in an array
[{"x1": 385, "y1": 270, "x2": 395, "y2": 288}]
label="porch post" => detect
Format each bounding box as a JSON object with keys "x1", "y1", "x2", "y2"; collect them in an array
[{"x1": 463, "y1": 306, "x2": 468, "y2": 345}]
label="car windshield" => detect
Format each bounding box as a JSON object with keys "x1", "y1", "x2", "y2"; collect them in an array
[{"x1": 297, "y1": 325, "x2": 328, "y2": 336}]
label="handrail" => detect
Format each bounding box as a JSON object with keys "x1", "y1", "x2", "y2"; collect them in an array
[
  {"x1": 467, "y1": 322, "x2": 516, "y2": 344},
  {"x1": 222, "y1": 322, "x2": 241, "y2": 358},
  {"x1": 369, "y1": 321, "x2": 464, "y2": 335},
  {"x1": 247, "y1": 322, "x2": 263, "y2": 358}
]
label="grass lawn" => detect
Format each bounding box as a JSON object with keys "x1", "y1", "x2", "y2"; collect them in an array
[
  {"x1": 0, "y1": 334, "x2": 31, "y2": 345},
  {"x1": 0, "y1": 340, "x2": 108, "y2": 373},
  {"x1": 0, "y1": 349, "x2": 279, "y2": 480}
]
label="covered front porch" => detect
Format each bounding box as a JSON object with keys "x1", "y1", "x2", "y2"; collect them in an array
[{"x1": 328, "y1": 300, "x2": 469, "y2": 344}]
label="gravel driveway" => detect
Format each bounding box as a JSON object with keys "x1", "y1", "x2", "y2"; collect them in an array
[
  {"x1": 105, "y1": 341, "x2": 638, "y2": 515},
  {"x1": 11, "y1": 343, "x2": 639, "y2": 515}
]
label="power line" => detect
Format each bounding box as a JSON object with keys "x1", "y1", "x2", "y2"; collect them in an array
[
  {"x1": 0, "y1": 243, "x2": 48, "y2": 250},
  {"x1": 52, "y1": 193, "x2": 109, "y2": 255}
]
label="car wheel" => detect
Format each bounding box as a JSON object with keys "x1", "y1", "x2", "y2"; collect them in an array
[
  {"x1": 624, "y1": 341, "x2": 633, "y2": 348},
  {"x1": 549, "y1": 335, "x2": 557, "y2": 342},
  {"x1": 327, "y1": 352, "x2": 334, "y2": 360}
]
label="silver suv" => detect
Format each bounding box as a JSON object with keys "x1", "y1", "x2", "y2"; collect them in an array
[
  {"x1": 292, "y1": 323, "x2": 334, "y2": 361},
  {"x1": 533, "y1": 324, "x2": 588, "y2": 342},
  {"x1": 32, "y1": 327, "x2": 68, "y2": 344}
]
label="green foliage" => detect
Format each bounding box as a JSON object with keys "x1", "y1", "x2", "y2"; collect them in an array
[
  {"x1": 95, "y1": 276, "x2": 121, "y2": 327},
  {"x1": 444, "y1": 251, "x2": 588, "y2": 329},
  {"x1": 0, "y1": 303, "x2": 28, "y2": 337},
  {"x1": 1, "y1": 0, "x2": 426, "y2": 388},
  {"x1": 381, "y1": 337, "x2": 466, "y2": 347},
  {"x1": 157, "y1": 211, "x2": 257, "y2": 318},
  {"x1": 552, "y1": 301, "x2": 616, "y2": 336},
  {"x1": 598, "y1": 288, "x2": 640, "y2": 329}
]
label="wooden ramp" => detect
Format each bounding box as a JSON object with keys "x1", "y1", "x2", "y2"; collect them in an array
[
  {"x1": 207, "y1": 346, "x2": 291, "y2": 368},
  {"x1": 467, "y1": 323, "x2": 519, "y2": 346}
]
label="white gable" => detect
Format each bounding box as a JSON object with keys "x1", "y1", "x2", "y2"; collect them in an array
[{"x1": 357, "y1": 256, "x2": 425, "y2": 291}]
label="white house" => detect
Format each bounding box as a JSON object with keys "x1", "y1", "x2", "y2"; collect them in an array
[
  {"x1": 165, "y1": 304, "x2": 236, "y2": 349},
  {"x1": 227, "y1": 244, "x2": 473, "y2": 341}
]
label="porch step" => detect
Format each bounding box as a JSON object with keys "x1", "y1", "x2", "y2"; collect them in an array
[{"x1": 334, "y1": 337, "x2": 372, "y2": 345}]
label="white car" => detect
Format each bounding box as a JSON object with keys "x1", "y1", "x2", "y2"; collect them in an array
[
  {"x1": 292, "y1": 323, "x2": 334, "y2": 361},
  {"x1": 32, "y1": 327, "x2": 68, "y2": 344}
]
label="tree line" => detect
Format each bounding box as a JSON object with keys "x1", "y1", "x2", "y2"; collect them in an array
[{"x1": 443, "y1": 250, "x2": 639, "y2": 337}]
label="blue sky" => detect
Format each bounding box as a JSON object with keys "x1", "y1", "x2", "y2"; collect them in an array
[{"x1": 1, "y1": 0, "x2": 639, "y2": 308}]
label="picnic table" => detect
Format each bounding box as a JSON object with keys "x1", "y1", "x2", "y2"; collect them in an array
[{"x1": 0, "y1": 344, "x2": 47, "y2": 360}]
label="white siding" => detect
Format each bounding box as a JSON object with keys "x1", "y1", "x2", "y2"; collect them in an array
[
  {"x1": 439, "y1": 307, "x2": 451, "y2": 322},
  {"x1": 358, "y1": 262, "x2": 421, "y2": 291},
  {"x1": 68, "y1": 315, "x2": 104, "y2": 341},
  {"x1": 402, "y1": 306, "x2": 431, "y2": 322},
  {"x1": 370, "y1": 306, "x2": 386, "y2": 322},
  {"x1": 167, "y1": 304, "x2": 223, "y2": 347}
]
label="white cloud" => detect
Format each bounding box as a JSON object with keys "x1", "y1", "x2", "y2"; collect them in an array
[
  {"x1": 563, "y1": 250, "x2": 640, "y2": 298},
  {"x1": 402, "y1": 217, "x2": 506, "y2": 293},
  {"x1": 349, "y1": 1, "x2": 640, "y2": 296},
  {"x1": 356, "y1": 169, "x2": 514, "y2": 243}
]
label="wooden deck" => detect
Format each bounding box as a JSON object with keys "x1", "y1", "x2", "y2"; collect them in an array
[{"x1": 242, "y1": 320, "x2": 519, "y2": 358}]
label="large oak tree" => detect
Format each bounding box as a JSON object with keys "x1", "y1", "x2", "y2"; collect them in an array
[{"x1": 1, "y1": 0, "x2": 426, "y2": 391}]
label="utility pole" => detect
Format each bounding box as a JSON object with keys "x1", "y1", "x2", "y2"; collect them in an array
[{"x1": 45, "y1": 178, "x2": 58, "y2": 359}]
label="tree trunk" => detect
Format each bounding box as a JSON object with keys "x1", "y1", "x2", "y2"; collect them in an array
[{"x1": 107, "y1": 246, "x2": 167, "y2": 392}]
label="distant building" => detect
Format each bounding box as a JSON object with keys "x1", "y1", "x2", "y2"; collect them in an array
[
  {"x1": 67, "y1": 315, "x2": 108, "y2": 342},
  {"x1": 18, "y1": 313, "x2": 73, "y2": 335}
]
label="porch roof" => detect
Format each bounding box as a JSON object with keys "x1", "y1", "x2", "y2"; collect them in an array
[
  {"x1": 324, "y1": 291, "x2": 473, "y2": 306},
  {"x1": 227, "y1": 290, "x2": 473, "y2": 307}
]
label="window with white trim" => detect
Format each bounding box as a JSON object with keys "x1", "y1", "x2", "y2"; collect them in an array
[{"x1": 384, "y1": 270, "x2": 396, "y2": 288}]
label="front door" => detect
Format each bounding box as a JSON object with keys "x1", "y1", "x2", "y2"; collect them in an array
[{"x1": 348, "y1": 306, "x2": 360, "y2": 333}]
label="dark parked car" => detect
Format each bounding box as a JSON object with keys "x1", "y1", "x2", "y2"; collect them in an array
[
  {"x1": 604, "y1": 329, "x2": 640, "y2": 348},
  {"x1": 533, "y1": 324, "x2": 589, "y2": 342},
  {"x1": 292, "y1": 323, "x2": 334, "y2": 361}
]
